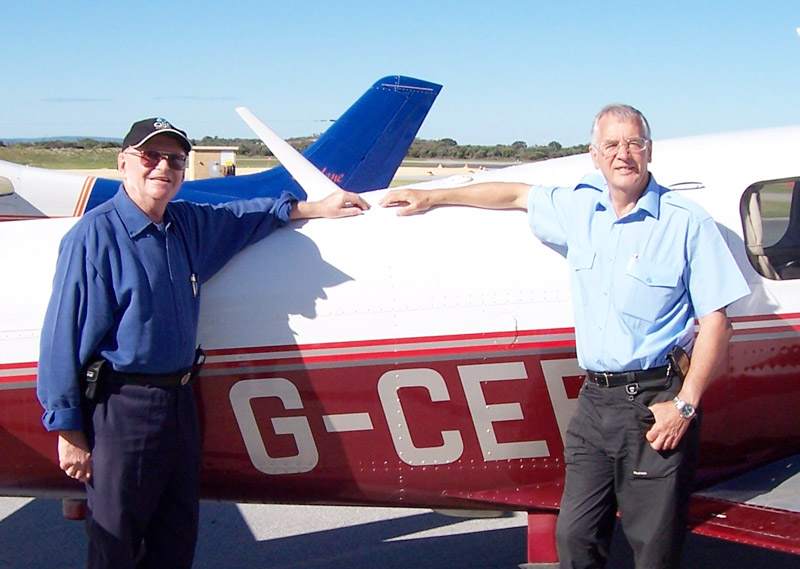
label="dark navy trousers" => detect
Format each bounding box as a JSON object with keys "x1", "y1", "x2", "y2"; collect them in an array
[
  {"x1": 85, "y1": 382, "x2": 202, "y2": 569},
  {"x1": 555, "y1": 376, "x2": 701, "y2": 569}
]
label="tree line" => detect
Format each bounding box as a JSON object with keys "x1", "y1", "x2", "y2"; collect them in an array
[
  {"x1": 1, "y1": 135, "x2": 589, "y2": 163},
  {"x1": 406, "y1": 138, "x2": 589, "y2": 162}
]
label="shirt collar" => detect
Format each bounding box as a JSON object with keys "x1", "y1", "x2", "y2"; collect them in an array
[
  {"x1": 632, "y1": 175, "x2": 661, "y2": 219},
  {"x1": 112, "y1": 185, "x2": 169, "y2": 238},
  {"x1": 576, "y1": 172, "x2": 662, "y2": 220}
]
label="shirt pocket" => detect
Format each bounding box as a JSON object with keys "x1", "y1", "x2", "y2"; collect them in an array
[
  {"x1": 569, "y1": 250, "x2": 596, "y2": 277},
  {"x1": 619, "y1": 261, "x2": 682, "y2": 323}
]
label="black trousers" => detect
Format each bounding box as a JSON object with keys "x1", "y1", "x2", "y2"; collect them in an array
[
  {"x1": 85, "y1": 382, "x2": 202, "y2": 569},
  {"x1": 555, "y1": 376, "x2": 701, "y2": 569}
]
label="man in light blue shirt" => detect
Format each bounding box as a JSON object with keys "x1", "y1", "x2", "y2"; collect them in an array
[
  {"x1": 528, "y1": 170, "x2": 744, "y2": 374},
  {"x1": 380, "y1": 104, "x2": 750, "y2": 569}
]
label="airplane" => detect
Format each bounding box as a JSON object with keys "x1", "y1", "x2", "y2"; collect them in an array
[
  {"x1": 2, "y1": 89, "x2": 800, "y2": 566},
  {"x1": 0, "y1": 75, "x2": 442, "y2": 220}
]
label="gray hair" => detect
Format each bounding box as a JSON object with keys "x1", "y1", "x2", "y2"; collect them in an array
[{"x1": 590, "y1": 104, "x2": 651, "y2": 146}]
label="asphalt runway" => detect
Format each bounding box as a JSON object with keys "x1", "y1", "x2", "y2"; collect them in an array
[{"x1": 0, "y1": 497, "x2": 797, "y2": 568}]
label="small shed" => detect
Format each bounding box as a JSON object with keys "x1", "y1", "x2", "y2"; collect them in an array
[{"x1": 187, "y1": 146, "x2": 239, "y2": 181}]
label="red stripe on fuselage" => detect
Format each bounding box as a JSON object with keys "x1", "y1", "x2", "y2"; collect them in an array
[
  {"x1": 1, "y1": 313, "x2": 799, "y2": 509},
  {"x1": 0, "y1": 361, "x2": 37, "y2": 388},
  {"x1": 3, "y1": 315, "x2": 799, "y2": 379},
  {"x1": 71, "y1": 176, "x2": 96, "y2": 217}
]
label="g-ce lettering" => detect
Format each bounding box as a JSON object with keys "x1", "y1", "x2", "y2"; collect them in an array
[{"x1": 229, "y1": 359, "x2": 583, "y2": 475}]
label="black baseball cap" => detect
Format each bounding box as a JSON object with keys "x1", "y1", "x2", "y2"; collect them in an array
[{"x1": 122, "y1": 117, "x2": 192, "y2": 153}]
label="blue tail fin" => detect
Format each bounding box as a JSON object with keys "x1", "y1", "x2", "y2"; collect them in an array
[
  {"x1": 185, "y1": 75, "x2": 441, "y2": 202},
  {"x1": 303, "y1": 76, "x2": 442, "y2": 193},
  {"x1": 84, "y1": 76, "x2": 441, "y2": 210}
]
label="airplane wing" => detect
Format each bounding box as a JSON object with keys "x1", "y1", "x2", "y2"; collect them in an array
[{"x1": 689, "y1": 453, "x2": 800, "y2": 554}]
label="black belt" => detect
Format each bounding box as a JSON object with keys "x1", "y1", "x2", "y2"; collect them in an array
[
  {"x1": 107, "y1": 368, "x2": 195, "y2": 388},
  {"x1": 105, "y1": 348, "x2": 206, "y2": 389},
  {"x1": 83, "y1": 349, "x2": 205, "y2": 400},
  {"x1": 586, "y1": 365, "x2": 670, "y2": 388}
]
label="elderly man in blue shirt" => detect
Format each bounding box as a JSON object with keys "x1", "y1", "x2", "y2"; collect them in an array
[
  {"x1": 380, "y1": 104, "x2": 750, "y2": 569},
  {"x1": 37, "y1": 117, "x2": 369, "y2": 569}
]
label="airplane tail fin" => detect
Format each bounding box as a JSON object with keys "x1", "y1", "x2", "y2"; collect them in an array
[
  {"x1": 304, "y1": 76, "x2": 442, "y2": 193},
  {"x1": 178, "y1": 76, "x2": 441, "y2": 204}
]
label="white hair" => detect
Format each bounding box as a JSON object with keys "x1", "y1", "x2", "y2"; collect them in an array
[{"x1": 590, "y1": 104, "x2": 651, "y2": 146}]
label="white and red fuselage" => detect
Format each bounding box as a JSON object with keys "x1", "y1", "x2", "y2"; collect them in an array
[{"x1": 1, "y1": 126, "x2": 800, "y2": 558}]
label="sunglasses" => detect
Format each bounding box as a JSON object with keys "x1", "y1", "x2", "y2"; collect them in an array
[{"x1": 125, "y1": 149, "x2": 188, "y2": 170}]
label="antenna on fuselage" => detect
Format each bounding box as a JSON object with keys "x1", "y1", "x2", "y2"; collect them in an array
[{"x1": 236, "y1": 106, "x2": 341, "y2": 202}]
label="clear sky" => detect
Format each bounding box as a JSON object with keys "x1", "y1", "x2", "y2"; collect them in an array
[{"x1": 2, "y1": 0, "x2": 799, "y2": 146}]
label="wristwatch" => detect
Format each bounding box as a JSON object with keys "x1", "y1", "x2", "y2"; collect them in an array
[{"x1": 673, "y1": 397, "x2": 696, "y2": 420}]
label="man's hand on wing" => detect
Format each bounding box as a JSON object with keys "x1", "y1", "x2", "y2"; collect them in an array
[
  {"x1": 292, "y1": 189, "x2": 370, "y2": 220},
  {"x1": 379, "y1": 189, "x2": 434, "y2": 216}
]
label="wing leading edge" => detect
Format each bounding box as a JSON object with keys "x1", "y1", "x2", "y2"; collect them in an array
[{"x1": 689, "y1": 453, "x2": 800, "y2": 554}]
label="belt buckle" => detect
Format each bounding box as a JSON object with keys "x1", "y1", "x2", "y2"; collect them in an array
[
  {"x1": 597, "y1": 372, "x2": 612, "y2": 387},
  {"x1": 180, "y1": 372, "x2": 192, "y2": 386}
]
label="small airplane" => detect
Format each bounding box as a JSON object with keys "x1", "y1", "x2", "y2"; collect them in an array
[
  {"x1": 2, "y1": 80, "x2": 800, "y2": 566},
  {"x1": 0, "y1": 75, "x2": 442, "y2": 220}
]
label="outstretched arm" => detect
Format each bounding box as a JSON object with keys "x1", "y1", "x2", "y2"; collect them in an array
[
  {"x1": 291, "y1": 189, "x2": 370, "y2": 220},
  {"x1": 379, "y1": 182, "x2": 532, "y2": 216}
]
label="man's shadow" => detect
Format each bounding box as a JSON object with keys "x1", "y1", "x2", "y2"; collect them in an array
[
  {"x1": 0, "y1": 498, "x2": 526, "y2": 569},
  {"x1": 193, "y1": 227, "x2": 361, "y2": 504}
]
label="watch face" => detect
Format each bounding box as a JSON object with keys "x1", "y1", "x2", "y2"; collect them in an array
[{"x1": 674, "y1": 397, "x2": 695, "y2": 419}]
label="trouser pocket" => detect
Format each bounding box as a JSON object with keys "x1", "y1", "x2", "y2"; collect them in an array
[
  {"x1": 626, "y1": 382, "x2": 683, "y2": 480},
  {"x1": 627, "y1": 427, "x2": 683, "y2": 479}
]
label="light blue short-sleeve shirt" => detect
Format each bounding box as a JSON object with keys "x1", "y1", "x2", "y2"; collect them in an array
[{"x1": 528, "y1": 172, "x2": 750, "y2": 372}]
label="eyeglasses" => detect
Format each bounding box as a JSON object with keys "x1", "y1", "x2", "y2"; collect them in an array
[
  {"x1": 125, "y1": 149, "x2": 188, "y2": 170},
  {"x1": 595, "y1": 137, "x2": 649, "y2": 158}
]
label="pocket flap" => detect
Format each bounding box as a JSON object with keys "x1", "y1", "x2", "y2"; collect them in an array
[
  {"x1": 626, "y1": 261, "x2": 680, "y2": 287},
  {"x1": 570, "y1": 251, "x2": 596, "y2": 271}
]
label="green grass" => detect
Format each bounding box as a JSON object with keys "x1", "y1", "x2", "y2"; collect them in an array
[
  {"x1": 759, "y1": 180, "x2": 794, "y2": 219},
  {"x1": 0, "y1": 147, "x2": 477, "y2": 174},
  {"x1": 236, "y1": 156, "x2": 280, "y2": 168},
  {"x1": 761, "y1": 201, "x2": 790, "y2": 219},
  {"x1": 0, "y1": 147, "x2": 119, "y2": 169}
]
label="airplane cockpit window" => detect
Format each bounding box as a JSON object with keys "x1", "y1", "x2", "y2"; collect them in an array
[
  {"x1": 741, "y1": 177, "x2": 800, "y2": 280},
  {"x1": 0, "y1": 176, "x2": 13, "y2": 196}
]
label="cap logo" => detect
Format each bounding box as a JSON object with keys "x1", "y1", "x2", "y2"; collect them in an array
[{"x1": 153, "y1": 118, "x2": 173, "y2": 130}]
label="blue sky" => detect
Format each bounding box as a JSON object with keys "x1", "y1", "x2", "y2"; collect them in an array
[{"x1": 2, "y1": 0, "x2": 799, "y2": 146}]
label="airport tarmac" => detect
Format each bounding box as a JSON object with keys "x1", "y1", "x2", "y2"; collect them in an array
[{"x1": 0, "y1": 496, "x2": 797, "y2": 568}]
